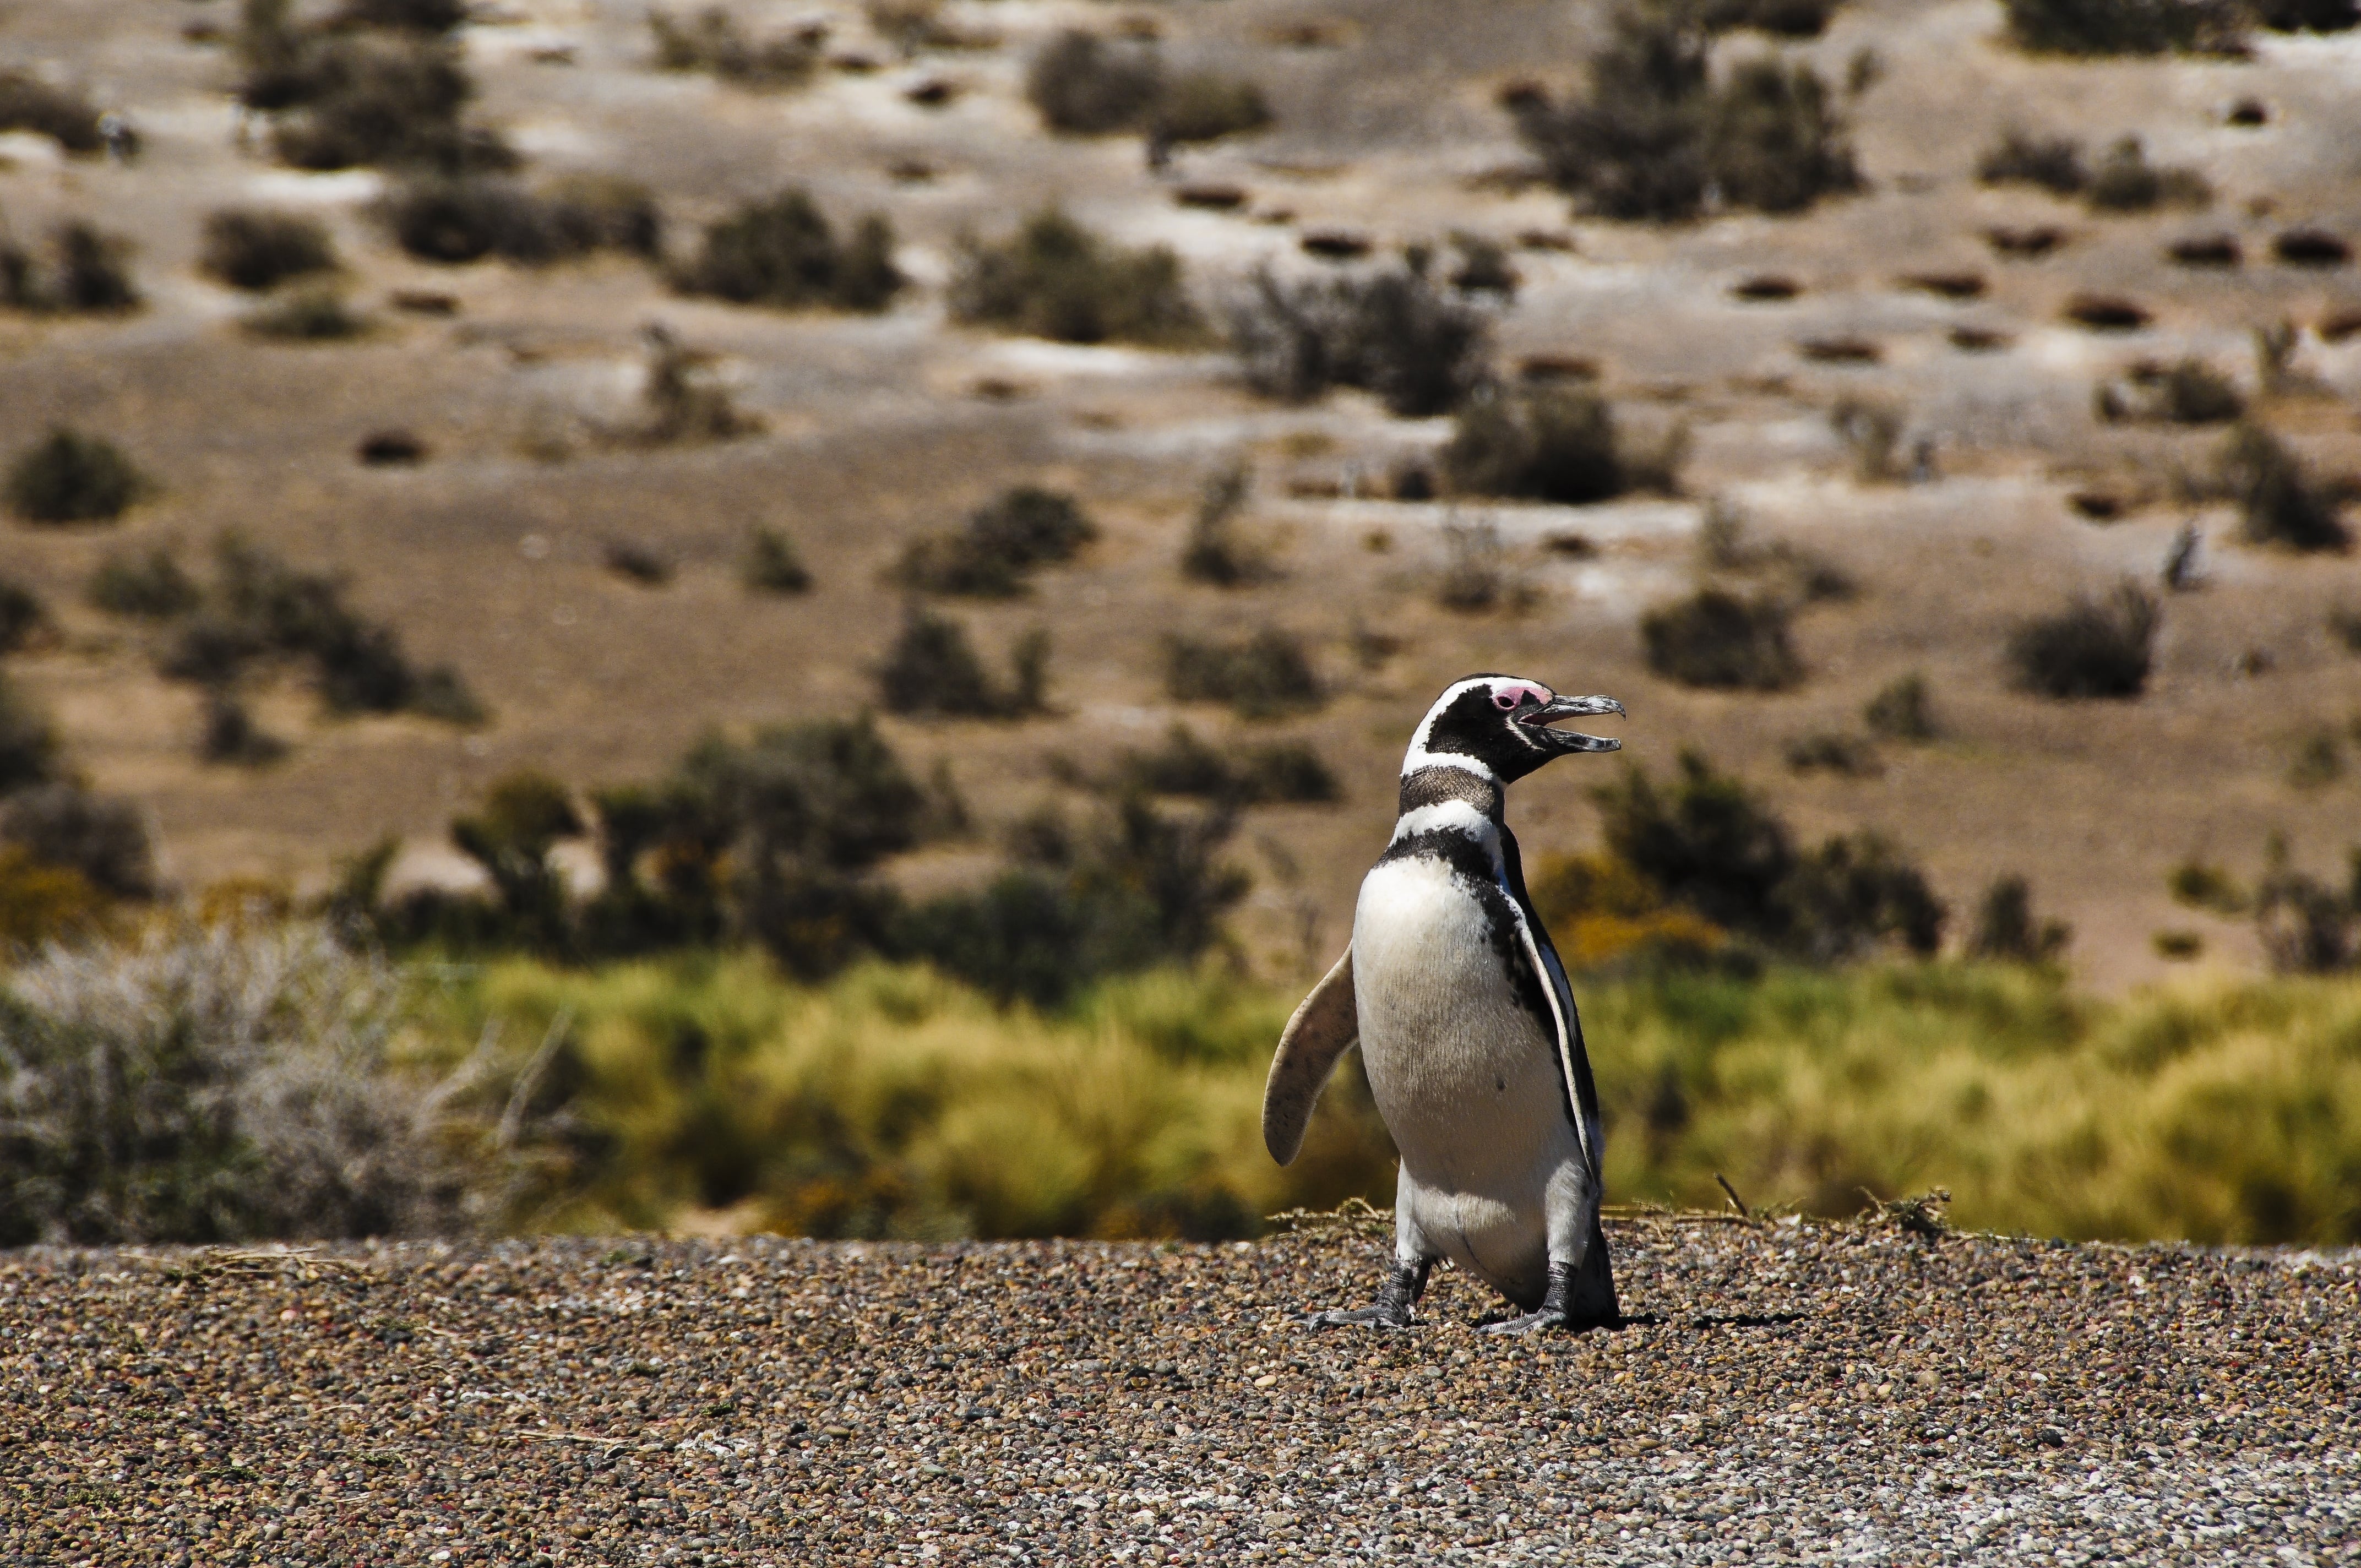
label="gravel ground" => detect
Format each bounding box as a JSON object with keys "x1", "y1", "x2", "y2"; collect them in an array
[{"x1": 5, "y1": 1214, "x2": 2356, "y2": 1567}]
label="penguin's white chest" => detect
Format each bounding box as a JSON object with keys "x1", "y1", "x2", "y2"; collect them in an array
[{"x1": 1351, "y1": 854, "x2": 1581, "y2": 1287}]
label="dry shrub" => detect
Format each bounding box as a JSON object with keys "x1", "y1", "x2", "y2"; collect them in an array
[
  {"x1": 1976, "y1": 128, "x2": 2086, "y2": 194},
  {"x1": 1785, "y1": 732, "x2": 1881, "y2": 777},
  {"x1": 1432, "y1": 519, "x2": 1535, "y2": 616},
  {"x1": 650, "y1": 6, "x2": 823, "y2": 89},
  {"x1": 1641, "y1": 588, "x2": 1802, "y2": 690},
  {"x1": 242, "y1": 285, "x2": 369, "y2": 340},
  {"x1": 0, "y1": 579, "x2": 43, "y2": 657},
  {"x1": 2215, "y1": 424, "x2": 2349, "y2": 552},
  {"x1": 2083, "y1": 137, "x2": 2212, "y2": 213},
  {"x1": 895, "y1": 487, "x2": 1097, "y2": 598},
  {"x1": 950, "y1": 209, "x2": 1198, "y2": 346},
  {"x1": 1115, "y1": 725, "x2": 1340, "y2": 807},
  {"x1": 1443, "y1": 386, "x2": 1680, "y2": 503},
  {"x1": 1179, "y1": 467, "x2": 1272, "y2": 587},
  {"x1": 2005, "y1": 582, "x2": 2158, "y2": 699},
  {"x1": 6, "y1": 428, "x2": 150, "y2": 525},
  {"x1": 253, "y1": 28, "x2": 513, "y2": 174},
  {"x1": 1026, "y1": 29, "x2": 1162, "y2": 133},
  {"x1": 0, "y1": 675, "x2": 59, "y2": 798},
  {"x1": 1965, "y1": 875, "x2": 2071, "y2": 961},
  {"x1": 0, "y1": 70, "x2": 104, "y2": 153},
  {"x1": 1, "y1": 783, "x2": 155, "y2": 900},
  {"x1": 1863, "y1": 671, "x2": 1938, "y2": 741},
  {"x1": 0, "y1": 920, "x2": 478, "y2": 1244},
  {"x1": 2096, "y1": 358, "x2": 2238, "y2": 425},
  {"x1": 2001, "y1": 0, "x2": 2248, "y2": 54},
  {"x1": 386, "y1": 176, "x2": 662, "y2": 266},
  {"x1": 876, "y1": 608, "x2": 1049, "y2": 720},
  {"x1": 1505, "y1": 6, "x2": 1858, "y2": 221},
  {"x1": 2272, "y1": 230, "x2": 2352, "y2": 269},
  {"x1": 674, "y1": 189, "x2": 901, "y2": 312},
  {"x1": 200, "y1": 208, "x2": 339, "y2": 291},
  {"x1": 1, "y1": 221, "x2": 140, "y2": 314},
  {"x1": 1164, "y1": 627, "x2": 1324, "y2": 720},
  {"x1": 1700, "y1": 0, "x2": 1843, "y2": 35},
  {"x1": 1154, "y1": 72, "x2": 1272, "y2": 145},
  {"x1": 742, "y1": 527, "x2": 812, "y2": 595},
  {"x1": 1228, "y1": 262, "x2": 1490, "y2": 417},
  {"x1": 2166, "y1": 233, "x2": 2242, "y2": 268}
]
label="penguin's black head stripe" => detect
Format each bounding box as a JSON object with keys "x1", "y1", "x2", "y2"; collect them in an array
[{"x1": 1406, "y1": 675, "x2": 1624, "y2": 786}]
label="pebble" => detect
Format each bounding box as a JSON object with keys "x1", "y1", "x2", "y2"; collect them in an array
[{"x1": 2, "y1": 1218, "x2": 2354, "y2": 1565}]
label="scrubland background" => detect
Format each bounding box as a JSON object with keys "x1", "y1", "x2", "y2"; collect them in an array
[{"x1": 2, "y1": 0, "x2": 2359, "y2": 1248}]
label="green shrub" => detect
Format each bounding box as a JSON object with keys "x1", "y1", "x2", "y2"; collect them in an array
[
  {"x1": 674, "y1": 190, "x2": 904, "y2": 313},
  {"x1": 2001, "y1": 0, "x2": 2246, "y2": 53},
  {"x1": 900, "y1": 796, "x2": 1250, "y2": 1009},
  {"x1": 385, "y1": 176, "x2": 664, "y2": 265},
  {"x1": 200, "y1": 208, "x2": 338, "y2": 290},
  {"x1": 241, "y1": 285, "x2": 369, "y2": 340},
  {"x1": 0, "y1": 676, "x2": 58, "y2": 799},
  {"x1": 894, "y1": 487, "x2": 1097, "y2": 597},
  {"x1": 950, "y1": 209, "x2": 1199, "y2": 346},
  {"x1": 2217, "y1": 423, "x2": 2349, "y2": 552},
  {"x1": 0, "y1": 920, "x2": 474, "y2": 1244},
  {"x1": 875, "y1": 608, "x2": 1049, "y2": 720},
  {"x1": 649, "y1": 6, "x2": 823, "y2": 90},
  {"x1": 2005, "y1": 582, "x2": 2158, "y2": 699},
  {"x1": 1863, "y1": 671, "x2": 1938, "y2": 741},
  {"x1": 1965, "y1": 874, "x2": 2071, "y2": 961},
  {"x1": 0, "y1": 579, "x2": 43, "y2": 656},
  {"x1": 1641, "y1": 587, "x2": 1802, "y2": 690},
  {"x1": 0, "y1": 70, "x2": 104, "y2": 153},
  {"x1": 1505, "y1": 6, "x2": 1858, "y2": 221},
  {"x1": 0, "y1": 783, "x2": 155, "y2": 899},
  {"x1": 1593, "y1": 749, "x2": 1941, "y2": 959},
  {"x1": 2083, "y1": 137, "x2": 2211, "y2": 213},
  {"x1": 1976, "y1": 127, "x2": 2087, "y2": 194},
  {"x1": 742, "y1": 527, "x2": 812, "y2": 594},
  {"x1": 6, "y1": 428, "x2": 150, "y2": 524},
  {"x1": 1227, "y1": 262, "x2": 1490, "y2": 417},
  {"x1": 1025, "y1": 29, "x2": 1163, "y2": 133},
  {"x1": 1165, "y1": 627, "x2": 1324, "y2": 720}
]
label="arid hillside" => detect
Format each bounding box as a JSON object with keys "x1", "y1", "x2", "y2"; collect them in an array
[{"x1": 3, "y1": 0, "x2": 2360, "y2": 989}]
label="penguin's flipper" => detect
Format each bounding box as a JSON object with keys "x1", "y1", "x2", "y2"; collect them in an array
[{"x1": 1261, "y1": 947, "x2": 1358, "y2": 1166}]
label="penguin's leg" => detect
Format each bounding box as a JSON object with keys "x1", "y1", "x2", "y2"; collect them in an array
[
  {"x1": 1480, "y1": 1161, "x2": 1619, "y2": 1336},
  {"x1": 1308, "y1": 1167, "x2": 1436, "y2": 1330}
]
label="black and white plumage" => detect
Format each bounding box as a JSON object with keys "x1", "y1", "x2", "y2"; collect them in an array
[{"x1": 1263, "y1": 674, "x2": 1625, "y2": 1333}]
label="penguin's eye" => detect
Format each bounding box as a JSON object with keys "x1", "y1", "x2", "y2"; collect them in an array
[{"x1": 1493, "y1": 691, "x2": 1519, "y2": 710}]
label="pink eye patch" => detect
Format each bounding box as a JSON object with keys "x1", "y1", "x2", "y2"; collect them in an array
[{"x1": 1491, "y1": 681, "x2": 1554, "y2": 710}]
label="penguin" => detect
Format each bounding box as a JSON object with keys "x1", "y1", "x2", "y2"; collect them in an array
[{"x1": 1263, "y1": 674, "x2": 1625, "y2": 1333}]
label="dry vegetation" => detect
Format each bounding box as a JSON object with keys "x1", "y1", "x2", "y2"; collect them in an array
[{"x1": 0, "y1": 0, "x2": 2357, "y2": 1012}]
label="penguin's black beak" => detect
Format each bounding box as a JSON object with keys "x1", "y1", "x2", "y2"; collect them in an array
[{"x1": 1522, "y1": 694, "x2": 1625, "y2": 754}]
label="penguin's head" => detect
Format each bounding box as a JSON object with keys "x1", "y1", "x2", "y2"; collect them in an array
[{"x1": 1403, "y1": 674, "x2": 1624, "y2": 785}]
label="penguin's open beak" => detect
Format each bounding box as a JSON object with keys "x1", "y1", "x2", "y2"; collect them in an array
[{"x1": 1522, "y1": 694, "x2": 1625, "y2": 754}]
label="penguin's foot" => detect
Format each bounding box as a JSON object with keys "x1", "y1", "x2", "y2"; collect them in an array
[
  {"x1": 1477, "y1": 1260, "x2": 1620, "y2": 1337},
  {"x1": 1307, "y1": 1261, "x2": 1428, "y2": 1330}
]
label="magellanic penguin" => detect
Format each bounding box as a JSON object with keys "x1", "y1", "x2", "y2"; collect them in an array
[{"x1": 1263, "y1": 675, "x2": 1625, "y2": 1333}]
